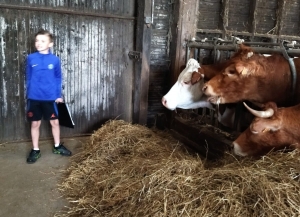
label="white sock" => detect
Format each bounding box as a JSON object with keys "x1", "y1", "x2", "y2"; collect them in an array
[
  {"x1": 33, "y1": 148, "x2": 40, "y2": 151},
  {"x1": 54, "y1": 143, "x2": 60, "y2": 147}
]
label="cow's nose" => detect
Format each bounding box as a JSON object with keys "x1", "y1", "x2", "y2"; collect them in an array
[{"x1": 162, "y1": 97, "x2": 167, "y2": 107}]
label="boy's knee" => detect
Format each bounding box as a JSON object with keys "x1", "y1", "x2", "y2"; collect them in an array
[
  {"x1": 31, "y1": 121, "x2": 41, "y2": 128},
  {"x1": 50, "y1": 119, "x2": 59, "y2": 126}
]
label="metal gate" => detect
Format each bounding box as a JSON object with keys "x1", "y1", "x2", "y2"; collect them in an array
[{"x1": 0, "y1": 1, "x2": 137, "y2": 142}]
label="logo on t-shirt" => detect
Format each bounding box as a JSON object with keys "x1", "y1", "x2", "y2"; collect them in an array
[{"x1": 48, "y1": 64, "x2": 54, "y2": 69}]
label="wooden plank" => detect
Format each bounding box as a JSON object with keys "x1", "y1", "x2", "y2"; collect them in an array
[
  {"x1": 275, "y1": 0, "x2": 287, "y2": 39},
  {"x1": 220, "y1": 0, "x2": 230, "y2": 37},
  {"x1": 170, "y1": 116, "x2": 236, "y2": 160},
  {"x1": 0, "y1": 3, "x2": 136, "y2": 20},
  {"x1": 169, "y1": 0, "x2": 199, "y2": 84},
  {"x1": 132, "y1": 0, "x2": 152, "y2": 124},
  {"x1": 167, "y1": 0, "x2": 200, "y2": 128},
  {"x1": 249, "y1": 0, "x2": 258, "y2": 39}
]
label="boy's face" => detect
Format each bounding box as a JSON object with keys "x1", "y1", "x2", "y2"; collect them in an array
[{"x1": 35, "y1": 34, "x2": 53, "y2": 54}]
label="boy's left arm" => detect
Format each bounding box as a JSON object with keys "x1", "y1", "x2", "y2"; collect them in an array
[{"x1": 55, "y1": 58, "x2": 63, "y2": 103}]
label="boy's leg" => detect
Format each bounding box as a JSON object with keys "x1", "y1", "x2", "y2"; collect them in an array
[
  {"x1": 31, "y1": 120, "x2": 41, "y2": 149},
  {"x1": 50, "y1": 119, "x2": 60, "y2": 145},
  {"x1": 48, "y1": 106, "x2": 72, "y2": 156},
  {"x1": 27, "y1": 100, "x2": 42, "y2": 164},
  {"x1": 27, "y1": 120, "x2": 42, "y2": 163}
]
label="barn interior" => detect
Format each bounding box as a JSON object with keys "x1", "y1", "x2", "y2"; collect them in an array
[{"x1": 1, "y1": 0, "x2": 300, "y2": 216}]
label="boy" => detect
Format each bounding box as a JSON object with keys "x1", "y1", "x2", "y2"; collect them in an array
[{"x1": 26, "y1": 29, "x2": 71, "y2": 164}]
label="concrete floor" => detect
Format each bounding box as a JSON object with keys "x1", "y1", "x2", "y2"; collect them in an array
[{"x1": 0, "y1": 136, "x2": 90, "y2": 217}]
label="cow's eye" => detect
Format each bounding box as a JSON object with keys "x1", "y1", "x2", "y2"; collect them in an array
[
  {"x1": 225, "y1": 70, "x2": 236, "y2": 77},
  {"x1": 183, "y1": 81, "x2": 190, "y2": 85}
]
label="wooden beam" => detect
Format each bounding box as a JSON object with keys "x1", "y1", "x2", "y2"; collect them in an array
[
  {"x1": 171, "y1": 117, "x2": 235, "y2": 160},
  {"x1": 169, "y1": 0, "x2": 199, "y2": 84},
  {"x1": 275, "y1": 0, "x2": 286, "y2": 39},
  {"x1": 167, "y1": 0, "x2": 199, "y2": 128},
  {"x1": 132, "y1": 0, "x2": 152, "y2": 124},
  {"x1": 220, "y1": 0, "x2": 230, "y2": 38},
  {"x1": 249, "y1": 0, "x2": 258, "y2": 39}
]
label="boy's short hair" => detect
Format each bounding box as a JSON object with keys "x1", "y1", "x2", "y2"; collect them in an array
[{"x1": 35, "y1": 29, "x2": 53, "y2": 42}]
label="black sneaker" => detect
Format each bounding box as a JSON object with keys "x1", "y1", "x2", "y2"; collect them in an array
[
  {"x1": 27, "y1": 149, "x2": 41, "y2": 164},
  {"x1": 53, "y1": 143, "x2": 72, "y2": 156}
]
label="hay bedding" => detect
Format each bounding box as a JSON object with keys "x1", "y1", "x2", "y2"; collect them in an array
[{"x1": 55, "y1": 120, "x2": 300, "y2": 217}]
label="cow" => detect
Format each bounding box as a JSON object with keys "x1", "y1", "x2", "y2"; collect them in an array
[
  {"x1": 233, "y1": 102, "x2": 300, "y2": 156},
  {"x1": 161, "y1": 58, "x2": 212, "y2": 110},
  {"x1": 161, "y1": 58, "x2": 236, "y2": 128},
  {"x1": 202, "y1": 43, "x2": 300, "y2": 107}
]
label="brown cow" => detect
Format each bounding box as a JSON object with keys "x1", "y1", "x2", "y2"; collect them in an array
[
  {"x1": 233, "y1": 102, "x2": 300, "y2": 156},
  {"x1": 202, "y1": 44, "x2": 300, "y2": 106}
]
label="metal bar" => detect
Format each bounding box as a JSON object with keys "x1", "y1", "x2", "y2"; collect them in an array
[
  {"x1": 243, "y1": 41, "x2": 300, "y2": 48},
  {"x1": 0, "y1": 4, "x2": 136, "y2": 20},
  {"x1": 243, "y1": 42, "x2": 281, "y2": 46},
  {"x1": 196, "y1": 29, "x2": 300, "y2": 41},
  {"x1": 187, "y1": 42, "x2": 300, "y2": 56},
  {"x1": 151, "y1": 0, "x2": 154, "y2": 24},
  {"x1": 186, "y1": 45, "x2": 190, "y2": 63},
  {"x1": 194, "y1": 39, "x2": 233, "y2": 44}
]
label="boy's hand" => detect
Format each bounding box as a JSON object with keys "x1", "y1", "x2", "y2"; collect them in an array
[{"x1": 55, "y1": 98, "x2": 64, "y2": 103}]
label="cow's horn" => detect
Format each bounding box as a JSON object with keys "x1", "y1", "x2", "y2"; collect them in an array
[{"x1": 243, "y1": 102, "x2": 274, "y2": 118}]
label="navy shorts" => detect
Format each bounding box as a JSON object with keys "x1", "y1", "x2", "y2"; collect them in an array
[{"x1": 27, "y1": 100, "x2": 59, "y2": 121}]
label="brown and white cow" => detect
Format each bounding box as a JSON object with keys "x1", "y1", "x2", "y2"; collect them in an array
[
  {"x1": 161, "y1": 58, "x2": 212, "y2": 110},
  {"x1": 161, "y1": 58, "x2": 236, "y2": 128},
  {"x1": 233, "y1": 102, "x2": 300, "y2": 156},
  {"x1": 202, "y1": 44, "x2": 300, "y2": 106}
]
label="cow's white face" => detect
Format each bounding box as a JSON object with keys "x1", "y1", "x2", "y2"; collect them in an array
[{"x1": 162, "y1": 59, "x2": 212, "y2": 110}]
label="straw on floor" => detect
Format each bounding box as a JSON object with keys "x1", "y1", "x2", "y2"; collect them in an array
[{"x1": 55, "y1": 120, "x2": 300, "y2": 217}]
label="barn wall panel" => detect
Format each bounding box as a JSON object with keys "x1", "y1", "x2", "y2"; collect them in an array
[
  {"x1": 197, "y1": 0, "x2": 300, "y2": 41},
  {"x1": 198, "y1": 0, "x2": 222, "y2": 30},
  {"x1": 254, "y1": 1, "x2": 277, "y2": 34},
  {"x1": 227, "y1": 0, "x2": 251, "y2": 32},
  {"x1": 0, "y1": 0, "x2": 135, "y2": 142}
]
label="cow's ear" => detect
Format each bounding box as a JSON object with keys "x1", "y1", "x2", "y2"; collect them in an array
[
  {"x1": 191, "y1": 72, "x2": 203, "y2": 85},
  {"x1": 235, "y1": 64, "x2": 250, "y2": 76},
  {"x1": 247, "y1": 52, "x2": 253, "y2": 58},
  {"x1": 263, "y1": 124, "x2": 280, "y2": 132},
  {"x1": 267, "y1": 117, "x2": 282, "y2": 132},
  {"x1": 252, "y1": 119, "x2": 281, "y2": 133}
]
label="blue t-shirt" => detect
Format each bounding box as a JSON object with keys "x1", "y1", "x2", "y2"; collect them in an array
[{"x1": 26, "y1": 52, "x2": 62, "y2": 101}]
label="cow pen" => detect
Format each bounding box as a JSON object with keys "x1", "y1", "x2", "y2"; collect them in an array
[
  {"x1": 167, "y1": 38, "x2": 300, "y2": 159},
  {"x1": 163, "y1": 0, "x2": 300, "y2": 159}
]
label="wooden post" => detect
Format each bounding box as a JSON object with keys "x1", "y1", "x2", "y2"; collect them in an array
[
  {"x1": 133, "y1": 0, "x2": 152, "y2": 125},
  {"x1": 169, "y1": 0, "x2": 199, "y2": 84},
  {"x1": 220, "y1": 0, "x2": 230, "y2": 38},
  {"x1": 276, "y1": 0, "x2": 286, "y2": 40},
  {"x1": 249, "y1": 0, "x2": 258, "y2": 40}
]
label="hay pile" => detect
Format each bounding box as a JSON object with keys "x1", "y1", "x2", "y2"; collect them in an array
[{"x1": 55, "y1": 120, "x2": 300, "y2": 217}]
